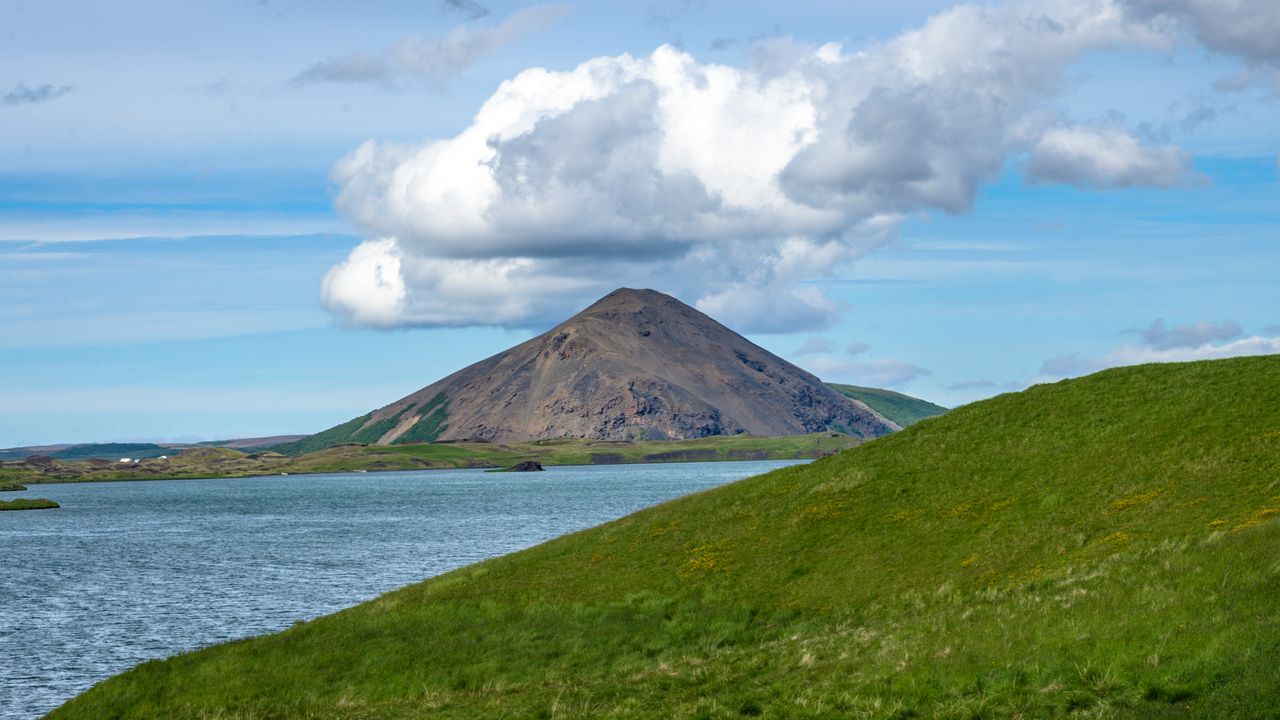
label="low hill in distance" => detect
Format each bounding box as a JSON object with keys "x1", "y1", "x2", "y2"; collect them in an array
[
  {"x1": 275, "y1": 288, "x2": 897, "y2": 454},
  {"x1": 53, "y1": 355, "x2": 1280, "y2": 718},
  {"x1": 827, "y1": 383, "x2": 947, "y2": 426},
  {"x1": 0, "y1": 435, "x2": 309, "y2": 463},
  {"x1": 0, "y1": 442, "x2": 175, "y2": 463}
]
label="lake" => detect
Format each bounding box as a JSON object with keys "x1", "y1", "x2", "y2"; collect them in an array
[{"x1": 0, "y1": 460, "x2": 799, "y2": 719}]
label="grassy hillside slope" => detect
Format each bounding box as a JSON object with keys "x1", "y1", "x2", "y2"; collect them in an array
[
  {"x1": 53, "y1": 356, "x2": 1280, "y2": 719},
  {"x1": 827, "y1": 383, "x2": 948, "y2": 427}
]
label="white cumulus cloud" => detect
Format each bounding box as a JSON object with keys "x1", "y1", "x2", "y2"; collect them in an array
[
  {"x1": 320, "y1": 239, "x2": 407, "y2": 327},
  {"x1": 322, "y1": 0, "x2": 1243, "y2": 331}
]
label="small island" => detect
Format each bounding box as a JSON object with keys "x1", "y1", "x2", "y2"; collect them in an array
[
  {"x1": 501, "y1": 460, "x2": 545, "y2": 472},
  {"x1": 0, "y1": 498, "x2": 59, "y2": 511},
  {"x1": 0, "y1": 481, "x2": 27, "y2": 491}
]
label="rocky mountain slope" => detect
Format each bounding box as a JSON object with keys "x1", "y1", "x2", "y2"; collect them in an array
[{"x1": 282, "y1": 288, "x2": 897, "y2": 451}]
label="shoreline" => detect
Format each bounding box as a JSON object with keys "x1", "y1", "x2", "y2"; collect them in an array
[{"x1": 2, "y1": 433, "x2": 860, "y2": 487}]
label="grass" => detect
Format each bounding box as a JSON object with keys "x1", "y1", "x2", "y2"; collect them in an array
[
  {"x1": 0, "y1": 497, "x2": 59, "y2": 510},
  {"x1": 49, "y1": 355, "x2": 1280, "y2": 718},
  {"x1": 0, "y1": 480, "x2": 26, "y2": 491},
  {"x1": 827, "y1": 383, "x2": 948, "y2": 427},
  {"x1": 394, "y1": 393, "x2": 450, "y2": 444},
  {"x1": 270, "y1": 413, "x2": 374, "y2": 456}
]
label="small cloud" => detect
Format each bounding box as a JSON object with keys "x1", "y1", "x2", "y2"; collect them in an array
[
  {"x1": 845, "y1": 342, "x2": 870, "y2": 357},
  {"x1": 1027, "y1": 125, "x2": 1192, "y2": 189},
  {"x1": 649, "y1": 0, "x2": 704, "y2": 30},
  {"x1": 803, "y1": 356, "x2": 931, "y2": 388},
  {"x1": 945, "y1": 380, "x2": 998, "y2": 391},
  {"x1": 695, "y1": 283, "x2": 840, "y2": 334},
  {"x1": 204, "y1": 78, "x2": 231, "y2": 95},
  {"x1": 710, "y1": 36, "x2": 738, "y2": 51},
  {"x1": 1039, "y1": 354, "x2": 1101, "y2": 378},
  {"x1": 290, "y1": 52, "x2": 393, "y2": 86},
  {"x1": 792, "y1": 337, "x2": 835, "y2": 356},
  {"x1": 443, "y1": 0, "x2": 489, "y2": 20},
  {"x1": 1139, "y1": 318, "x2": 1241, "y2": 350},
  {"x1": 1037, "y1": 318, "x2": 1280, "y2": 382},
  {"x1": 1264, "y1": 324, "x2": 1280, "y2": 335},
  {"x1": 395, "y1": 4, "x2": 569, "y2": 84},
  {"x1": 3, "y1": 83, "x2": 73, "y2": 106},
  {"x1": 292, "y1": 5, "x2": 567, "y2": 89}
]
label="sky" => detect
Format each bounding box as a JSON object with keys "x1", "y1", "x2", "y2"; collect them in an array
[{"x1": 1, "y1": 0, "x2": 1277, "y2": 448}]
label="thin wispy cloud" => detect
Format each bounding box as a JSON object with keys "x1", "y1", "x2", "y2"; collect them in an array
[
  {"x1": 395, "y1": 4, "x2": 568, "y2": 84},
  {"x1": 790, "y1": 340, "x2": 928, "y2": 388},
  {"x1": 804, "y1": 355, "x2": 932, "y2": 388},
  {"x1": 1038, "y1": 319, "x2": 1279, "y2": 381},
  {"x1": 648, "y1": 0, "x2": 704, "y2": 31},
  {"x1": 791, "y1": 338, "x2": 835, "y2": 357},
  {"x1": 291, "y1": 52, "x2": 393, "y2": 86},
  {"x1": 443, "y1": 0, "x2": 490, "y2": 20},
  {"x1": 3, "y1": 83, "x2": 73, "y2": 106},
  {"x1": 1137, "y1": 318, "x2": 1242, "y2": 350},
  {"x1": 845, "y1": 342, "x2": 870, "y2": 357},
  {"x1": 946, "y1": 380, "x2": 998, "y2": 391},
  {"x1": 289, "y1": 4, "x2": 568, "y2": 88}
]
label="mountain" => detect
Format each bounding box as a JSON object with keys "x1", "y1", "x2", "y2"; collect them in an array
[
  {"x1": 278, "y1": 288, "x2": 897, "y2": 453},
  {"x1": 55, "y1": 355, "x2": 1280, "y2": 718},
  {"x1": 826, "y1": 383, "x2": 947, "y2": 426}
]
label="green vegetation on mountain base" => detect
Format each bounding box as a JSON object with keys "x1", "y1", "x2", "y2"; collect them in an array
[
  {"x1": 827, "y1": 382, "x2": 948, "y2": 426},
  {"x1": 0, "y1": 481, "x2": 26, "y2": 491},
  {"x1": 0, "y1": 498, "x2": 59, "y2": 511},
  {"x1": 269, "y1": 413, "x2": 375, "y2": 456},
  {"x1": 2, "y1": 433, "x2": 860, "y2": 484},
  {"x1": 50, "y1": 356, "x2": 1280, "y2": 718},
  {"x1": 392, "y1": 393, "x2": 450, "y2": 445}
]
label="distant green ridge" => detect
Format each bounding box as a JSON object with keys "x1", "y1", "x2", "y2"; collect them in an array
[
  {"x1": 57, "y1": 356, "x2": 1280, "y2": 718},
  {"x1": 826, "y1": 382, "x2": 947, "y2": 426}
]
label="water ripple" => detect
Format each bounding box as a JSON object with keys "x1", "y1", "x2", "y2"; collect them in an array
[{"x1": 0, "y1": 460, "x2": 798, "y2": 719}]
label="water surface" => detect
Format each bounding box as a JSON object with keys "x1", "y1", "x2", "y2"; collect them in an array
[{"x1": 0, "y1": 460, "x2": 799, "y2": 719}]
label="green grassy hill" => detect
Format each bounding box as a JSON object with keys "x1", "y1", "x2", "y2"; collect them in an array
[
  {"x1": 52, "y1": 356, "x2": 1280, "y2": 719},
  {"x1": 827, "y1": 383, "x2": 947, "y2": 427}
]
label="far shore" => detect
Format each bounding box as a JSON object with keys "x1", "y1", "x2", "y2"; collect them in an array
[{"x1": 0, "y1": 433, "x2": 852, "y2": 487}]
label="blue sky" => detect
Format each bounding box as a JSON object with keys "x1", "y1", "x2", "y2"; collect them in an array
[{"x1": 1, "y1": 0, "x2": 1277, "y2": 447}]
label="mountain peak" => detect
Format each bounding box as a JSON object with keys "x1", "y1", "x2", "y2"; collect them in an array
[
  {"x1": 294, "y1": 289, "x2": 898, "y2": 446},
  {"x1": 576, "y1": 287, "x2": 686, "y2": 314}
]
